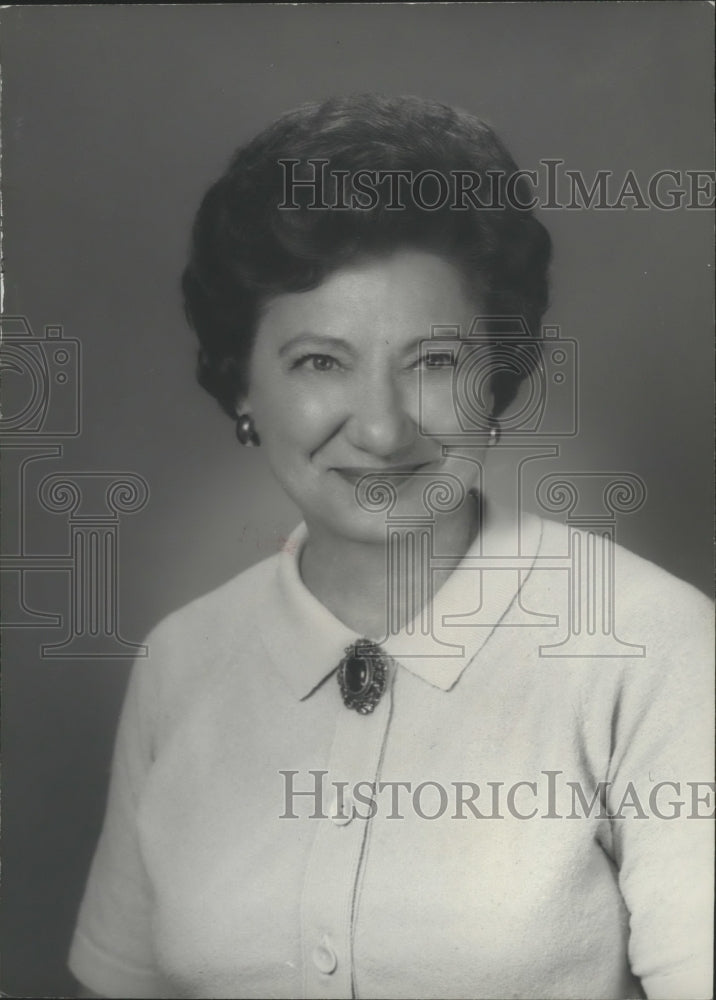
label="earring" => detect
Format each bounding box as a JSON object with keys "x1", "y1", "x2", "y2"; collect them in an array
[
  {"x1": 235, "y1": 413, "x2": 260, "y2": 447},
  {"x1": 487, "y1": 418, "x2": 501, "y2": 447}
]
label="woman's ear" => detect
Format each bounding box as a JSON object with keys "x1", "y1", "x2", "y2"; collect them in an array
[
  {"x1": 234, "y1": 399, "x2": 260, "y2": 447},
  {"x1": 234, "y1": 394, "x2": 252, "y2": 419}
]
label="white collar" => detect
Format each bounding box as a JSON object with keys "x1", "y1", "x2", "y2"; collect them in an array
[{"x1": 259, "y1": 505, "x2": 543, "y2": 700}]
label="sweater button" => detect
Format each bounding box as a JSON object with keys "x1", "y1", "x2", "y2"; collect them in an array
[{"x1": 312, "y1": 936, "x2": 338, "y2": 974}]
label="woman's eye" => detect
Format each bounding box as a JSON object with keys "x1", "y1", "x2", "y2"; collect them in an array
[
  {"x1": 416, "y1": 351, "x2": 455, "y2": 370},
  {"x1": 293, "y1": 354, "x2": 341, "y2": 372}
]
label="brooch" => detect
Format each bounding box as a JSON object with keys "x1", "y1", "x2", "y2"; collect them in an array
[{"x1": 337, "y1": 639, "x2": 389, "y2": 714}]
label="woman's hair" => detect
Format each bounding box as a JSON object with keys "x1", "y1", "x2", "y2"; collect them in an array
[{"x1": 181, "y1": 93, "x2": 552, "y2": 419}]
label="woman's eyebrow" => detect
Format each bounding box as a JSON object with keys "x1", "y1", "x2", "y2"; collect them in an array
[
  {"x1": 400, "y1": 336, "x2": 444, "y2": 358},
  {"x1": 404, "y1": 336, "x2": 428, "y2": 352},
  {"x1": 278, "y1": 333, "x2": 356, "y2": 357},
  {"x1": 277, "y1": 332, "x2": 439, "y2": 359}
]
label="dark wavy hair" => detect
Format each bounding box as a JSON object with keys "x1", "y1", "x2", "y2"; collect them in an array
[{"x1": 181, "y1": 93, "x2": 552, "y2": 419}]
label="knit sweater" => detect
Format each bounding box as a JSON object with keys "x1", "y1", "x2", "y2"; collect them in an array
[{"x1": 69, "y1": 512, "x2": 714, "y2": 999}]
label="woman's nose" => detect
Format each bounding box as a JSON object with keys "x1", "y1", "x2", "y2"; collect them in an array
[{"x1": 345, "y1": 373, "x2": 417, "y2": 457}]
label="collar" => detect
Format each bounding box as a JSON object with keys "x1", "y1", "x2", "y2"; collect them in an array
[{"x1": 259, "y1": 506, "x2": 543, "y2": 700}]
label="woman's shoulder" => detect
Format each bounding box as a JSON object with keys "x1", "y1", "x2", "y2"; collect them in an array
[
  {"x1": 110, "y1": 543, "x2": 304, "y2": 756},
  {"x1": 537, "y1": 514, "x2": 712, "y2": 606},
  {"x1": 528, "y1": 516, "x2": 713, "y2": 734},
  {"x1": 137, "y1": 546, "x2": 287, "y2": 690},
  {"x1": 535, "y1": 514, "x2": 713, "y2": 647},
  {"x1": 157, "y1": 548, "x2": 281, "y2": 634},
  {"x1": 121, "y1": 544, "x2": 298, "y2": 732}
]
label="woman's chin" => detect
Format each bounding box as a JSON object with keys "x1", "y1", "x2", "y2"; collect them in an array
[{"x1": 303, "y1": 492, "x2": 477, "y2": 549}]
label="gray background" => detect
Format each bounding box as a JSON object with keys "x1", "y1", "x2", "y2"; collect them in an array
[{"x1": 1, "y1": 4, "x2": 713, "y2": 995}]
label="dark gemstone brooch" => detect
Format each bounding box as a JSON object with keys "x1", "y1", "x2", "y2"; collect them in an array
[{"x1": 337, "y1": 639, "x2": 390, "y2": 714}]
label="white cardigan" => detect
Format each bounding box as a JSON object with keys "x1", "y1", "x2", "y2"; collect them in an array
[{"x1": 69, "y1": 513, "x2": 714, "y2": 999}]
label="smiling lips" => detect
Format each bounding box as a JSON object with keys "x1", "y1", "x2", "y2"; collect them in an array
[{"x1": 334, "y1": 463, "x2": 435, "y2": 485}]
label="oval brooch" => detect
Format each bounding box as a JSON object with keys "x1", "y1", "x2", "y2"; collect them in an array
[{"x1": 337, "y1": 639, "x2": 390, "y2": 715}]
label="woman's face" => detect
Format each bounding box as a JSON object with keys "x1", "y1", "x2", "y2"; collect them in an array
[{"x1": 244, "y1": 248, "x2": 489, "y2": 544}]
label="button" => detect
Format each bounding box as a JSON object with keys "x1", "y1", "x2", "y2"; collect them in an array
[
  {"x1": 312, "y1": 935, "x2": 338, "y2": 975},
  {"x1": 329, "y1": 790, "x2": 353, "y2": 826}
]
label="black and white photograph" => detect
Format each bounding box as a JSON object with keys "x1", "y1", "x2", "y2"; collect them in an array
[{"x1": 1, "y1": 4, "x2": 714, "y2": 998}]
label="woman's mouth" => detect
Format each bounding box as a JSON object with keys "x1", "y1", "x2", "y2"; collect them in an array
[{"x1": 333, "y1": 462, "x2": 437, "y2": 486}]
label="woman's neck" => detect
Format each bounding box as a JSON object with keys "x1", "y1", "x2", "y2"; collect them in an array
[{"x1": 299, "y1": 496, "x2": 483, "y2": 640}]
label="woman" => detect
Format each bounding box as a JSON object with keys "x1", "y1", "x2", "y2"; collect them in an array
[{"x1": 69, "y1": 95, "x2": 713, "y2": 999}]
